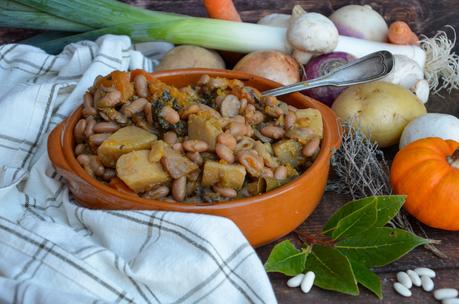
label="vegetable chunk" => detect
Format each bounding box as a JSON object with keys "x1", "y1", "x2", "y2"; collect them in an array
[
  {"x1": 294, "y1": 108, "x2": 323, "y2": 139},
  {"x1": 188, "y1": 113, "x2": 222, "y2": 150},
  {"x1": 273, "y1": 139, "x2": 305, "y2": 167},
  {"x1": 97, "y1": 126, "x2": 157, "y2": 167},
  {"x1": 202, "y1": 161, "x2": 246, "y2": 189},
  {"x1": 116, "y1": 150, "x2": 170, "y2": 193}
]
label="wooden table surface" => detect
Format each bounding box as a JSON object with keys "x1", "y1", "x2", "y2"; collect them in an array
[{"x1": 2, "y1": 1, "x2": 459, "y2": 303}]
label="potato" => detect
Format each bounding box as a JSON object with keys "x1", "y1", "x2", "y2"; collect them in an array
[
  {"x1": 97, "y1": 126, "x2": 157, "y2": 167},
  {"x1": 202, "y1": 161, "x2": 246, "y2": 189},
  {"x1": 272, "y1": 139, "x2": 305, "y2": 167},
  {"x1": 116, "y1": 150, "x2": 170, "y2": 193},
  {"x1": 156, "y1": 45, "x2": 225, "y2": 71},
  {"x1": 188, "y1": 112, "x2": 222, "y2": 150},
  {"x1": 332, "y1": 82, "x2": 427, "y2": 147},
  {"x1": 294, "y1": 109, "x2": 323, "y2": 139}
]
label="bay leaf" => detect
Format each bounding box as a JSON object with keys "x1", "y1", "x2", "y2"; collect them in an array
[
  {"x1": 350, "y1": 259, "x2": 382, "y2": 299},
  {"x1": 336, "y1": 227, "x2": 429, "y2": 267},
  {"x1": 304, "y1": 245, "x2": 359, "y2": 296},
  {"x1": 264, "y1": 240, "x2": 307, "y2": 276},
  {"x1": 373, "y1": 195, "x2": 405, "y2": 226},
  {"x1": 323, "y1": 195, "x2": 405, "y2": 236},
  {"x1": 331, "y1": 199, "x2": 377, "y2": 240}
]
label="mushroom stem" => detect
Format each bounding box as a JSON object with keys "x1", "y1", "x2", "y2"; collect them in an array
[{"x1": 448, "y1": 148, "x2": 459, "y2": 169}]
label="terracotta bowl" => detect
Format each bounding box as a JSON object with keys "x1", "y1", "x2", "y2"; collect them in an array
[{"x1": 48, "y1": 69, "x2": 341, "y2": 247}]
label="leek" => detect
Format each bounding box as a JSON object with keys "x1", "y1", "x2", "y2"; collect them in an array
[
  {"x1": 36, "y1": 20, "x2": 289, "y2": 54},
  {"x1": 0, "y1": 10, "x2": 91, "y2": 32},
  {"x1": 13, "y1": 0, "x2": 184, "y2": 28},
  {"x1": 0, "y1": 0, "x2": 36, "y2": 11}
]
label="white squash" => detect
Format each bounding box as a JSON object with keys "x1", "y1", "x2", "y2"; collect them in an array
[{"x1": 400, "y1": 113, "x2": 459, "y2": 148}]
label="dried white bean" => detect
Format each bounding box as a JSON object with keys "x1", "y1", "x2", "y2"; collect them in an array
[
  {"x1": 300, "y1": 271, "x2": 315, "y2": 294},
  {"x1": 421, "y1": 275, "x2": 434, "y2": 292},
  {"x1": 287, "y1": 274, "x2": 304, "y2": 288},
  {"x1": 397, "y1": 271, "x2": 412, "y2": 289},
  {"x1": 414, "y1": 267, "x2": 436, "y2": 278},
  {"x1": 442, "y1": 298, "x2": 459, "y2": 304},
  {"x1": 407, "y1": 269, "x2": 422, "y2": 287},
  {"x1": 394, "y1": 282, "x2": 412, "y2": 297},
  {"x1": 434, "y1": 289, "x2": 459, "y2": 300}
]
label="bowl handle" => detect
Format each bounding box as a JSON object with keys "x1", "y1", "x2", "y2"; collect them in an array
[{"x1": 47, "y1": 121, "x2": 72, "y2": 172}]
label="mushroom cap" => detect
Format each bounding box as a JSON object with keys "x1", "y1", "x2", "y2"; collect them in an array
[{"x1": 287, "y1": 12, "x2": 339, "y2": 53}]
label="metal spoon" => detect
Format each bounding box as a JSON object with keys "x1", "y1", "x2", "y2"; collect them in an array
[{"x1": 262, "y1": 50, "x2": 394, "y2": 97}]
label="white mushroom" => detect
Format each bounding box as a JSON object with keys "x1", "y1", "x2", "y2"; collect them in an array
[
  {"x1": 383, "y1": 55, "x2": 424, "y2": 89},
  {"x1": 292, "y1": 49, "x2": 314, "y2": 65},
  {"x1": 257, "y1": 13, "x2": 291, "y2": 28},
  {"x1": 287, "y1": 5, "x2": 339, "y2": 54},
  {"x1": 411, "y1": 79, "x2": 430, "y2": 103}
]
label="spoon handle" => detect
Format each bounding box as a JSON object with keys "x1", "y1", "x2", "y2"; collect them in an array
[{"x1": 262, "y1": 51, "x2": 394, "y2": 97}]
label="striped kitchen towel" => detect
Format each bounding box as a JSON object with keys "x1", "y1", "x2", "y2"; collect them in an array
[{"x1": 0, "y1": 34, "x2": 276, "y2": 304}]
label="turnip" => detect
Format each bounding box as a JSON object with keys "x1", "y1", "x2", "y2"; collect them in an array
[
  {"x1": 302, "y1": 52, "x2": 355, "y2": 105},
  {"x1": 330, "y1": 5, "x2": 389, "y2": 42}
]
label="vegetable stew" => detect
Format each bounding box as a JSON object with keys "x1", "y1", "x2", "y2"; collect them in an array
[{"x1": 74, "y1": 70, "x2": 323, "y2": 202}]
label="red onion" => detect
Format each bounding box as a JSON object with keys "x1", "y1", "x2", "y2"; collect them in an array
[{"x1": 302, "y1": 52, "x2": 355, "y2": 106}]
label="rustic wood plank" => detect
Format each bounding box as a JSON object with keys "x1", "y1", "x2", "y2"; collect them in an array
[{"x1": 1, "y1": 1, "x2": 458, "y2": 303}]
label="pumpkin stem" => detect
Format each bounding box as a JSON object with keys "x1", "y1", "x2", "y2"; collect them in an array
[{"x1": 450, "y1": 148, "x2": 459, "y2": 169}]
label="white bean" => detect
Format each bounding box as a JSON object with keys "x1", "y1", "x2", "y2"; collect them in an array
[
  {"x1": 394, "y1": 282, "x2": 412, "y2": 297},
  {"x1": 300, "y1": 271, "x2": 315, "y2": 294},
  {"x1": 213, "y1": 186, "x2": 237, "y2": 198},
  {"x1": 421, "y1": 275, "x2": 434, "y2": 292},
  {"x1": 160, "y1": 106, "x2": 180, "y2": 124},
  {"x1": 397, "y1": 271, "x2": 412, "y2": 289},
  {"x1": 220, "y1": 94, "x2": 240, "y2": 118},
  {"x1": 172, "y1": 176, "x2": 186, "y2": 202},
  {"x1": 434, "y1": 289, "x2": 459, "y2": 300},
  {"x1": 442, "y1": 298, "x2": 459, "y2": 304},
  {"x1": 286, "y1": 274, "x2": 304, "y2": 288},
  {"x1": 414, "y1": 267, "x2": 436, "y2": 278},
  {"x1": 407, "y1": 269, "x2": 422, "y2": 287}
]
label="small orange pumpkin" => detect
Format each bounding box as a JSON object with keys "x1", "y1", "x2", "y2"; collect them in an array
[{"x1": 391, "y1": 137, "x2": 459, "y2": 230}]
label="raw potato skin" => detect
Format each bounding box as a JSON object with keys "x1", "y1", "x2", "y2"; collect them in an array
[
  {"x1": 332, "y1": 82, "x2": 427, "y2": 147},
  {"x1": 233, "y1": 51, "x2": 300, "y2": 85},
  {"x1": 156, "y1": 45, "x2": 225, "y2": 71}
]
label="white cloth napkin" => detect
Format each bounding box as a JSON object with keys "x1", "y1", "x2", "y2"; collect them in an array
[{"x1": 0, "y1": 34, "x2": 276, "y2": 304}]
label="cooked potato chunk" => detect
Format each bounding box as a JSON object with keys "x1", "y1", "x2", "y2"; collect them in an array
[
  {"x1": 202, "y1": 160, "x2": 246, "y2": 189},
  {"x1": 294, "y1": 109, "x2": 323, "y2": 139},
  {"x1": 149, "y1": 140, "x2": 168, "y2": 163},
  {"x1": 273, "y1": 139, "x2": 305, "y2": 167},
  {"x1": 161, "y1": 149, "x2": 198, "y2": 179},
  {"x1": 116, "y1": 150, "x2": 170, "y2": 193},
  {"x1": 188, "y1": 113, "x2": 222, "y2": 150},
  {"x1": 97, "y1": 126, "x2": 157, "y2": 167},
  {"x1": 255, "y1": 141, "x2": 279, "y2": 168}
]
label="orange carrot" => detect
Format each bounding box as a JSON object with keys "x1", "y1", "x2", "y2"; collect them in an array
[
  {"x1": 388, "y1": 21, "x2": 419, "y2": 45},
  {"x1": 203, "y1": 0, "x2": 241, "y2": 22}
]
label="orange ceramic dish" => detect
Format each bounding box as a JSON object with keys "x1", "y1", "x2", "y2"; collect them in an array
[{"x1": 48, "y1": 69, "x2": 341, "y2": 247}]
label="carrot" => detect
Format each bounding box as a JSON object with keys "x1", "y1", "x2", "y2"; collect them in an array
[
  {"x1": 203, "y1": 0, "x2": 241, "y2": 22},
  {"x1": 388, "y1": 21, "x2": 419, "y2": 45}
]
